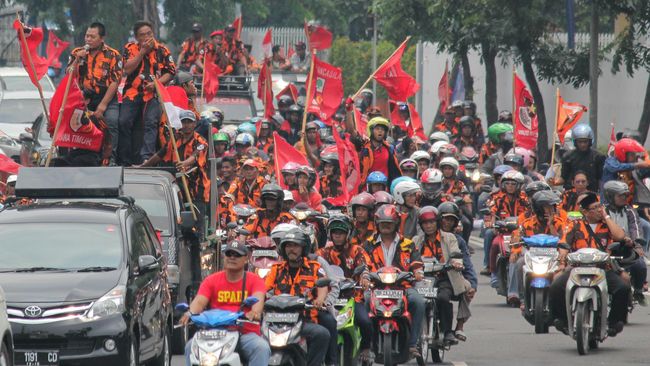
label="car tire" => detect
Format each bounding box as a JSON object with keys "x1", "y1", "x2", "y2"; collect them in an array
[
  {"x1": 0, "y1": 340, "x2": 12, "y2": 366},
  {"x1": 150, "y1": 326, "x2": 171, "y2": 366}
]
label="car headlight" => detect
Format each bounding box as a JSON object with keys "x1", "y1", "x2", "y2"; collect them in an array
[
  {"x1": 336, "y1": 308, "x2": 352, "y2": 328},
  {"x1": 86, "y1": 285, "x2": 125, "y2": 319}
]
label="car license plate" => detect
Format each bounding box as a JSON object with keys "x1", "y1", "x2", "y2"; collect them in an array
[
  {"x1": 15, "y1": 350, "x2": 59, "y2": 366},
  {"x1": 416, "y1": 287, "x2": 438, "y2": 298},
  {"x1": 374, "y1": 289, "x2": 403, "y2": 299}
]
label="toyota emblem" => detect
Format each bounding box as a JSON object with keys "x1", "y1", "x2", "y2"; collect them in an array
[{"x1": 24, "y1": 305, "x2": 42, "y2": 318}]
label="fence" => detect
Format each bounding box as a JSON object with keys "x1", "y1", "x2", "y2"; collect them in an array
[{"x1": 241, "y1": 26, "x2": 328, "y2": 63}]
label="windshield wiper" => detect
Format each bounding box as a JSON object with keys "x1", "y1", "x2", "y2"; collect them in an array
[
  {"x1": 76, "y1": 266, "x2": 117, "y2": 272},
  {"x1": 10, "y1": 267, "x2": 70, "y2": 273}
]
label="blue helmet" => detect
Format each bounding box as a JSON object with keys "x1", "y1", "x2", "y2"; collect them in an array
[
  {"x1": 366, "y1": 171, "x2": 388, "y2": 188},
  {"x1": 238, "y1": 122, "x2": 257, "y2": 136},
  {"x1": 313, "y1": 119, "x2": 326, "y2": 129},
  {"x1": 493, "y1": 164, "x2": 513, "y2": 176},
  {"x1": 390, "y1": 176, "x2": 417, "y2": 195},
  {"x1": 571, "y1": 124, "x2": 594, "y2": 144}
]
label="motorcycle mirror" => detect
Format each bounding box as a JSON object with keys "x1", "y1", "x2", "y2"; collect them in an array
[
  {"x1": 315, "y1": 278, "x2": 331, "y2": 287},
  {"x1": 175, "y1": 303, "x2": 189, "y2": 312},
  {"x1": 479, "y1": 207, "x2": 491, "y2": 215},
  {"x1": 243, "y1": 296, "x2": 259, "y2": 307},
  {"x1": 227, "y1": 222, "x2": 238, "y2": 229},
  {"x1": 352, "y1": 265, "x2": 367, "y2": 277},
  {"x1": 449, "y1": 251, "x2": 463, "y2": 259}
]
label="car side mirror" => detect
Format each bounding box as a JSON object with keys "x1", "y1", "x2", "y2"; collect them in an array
[
  {"x1": 138, "y1": 255, "x2": 160, "y2": 274},
  {"x1": 19, "y1": 132, "x2": 34, "y2": 143},
  {"x1": 180, "y1": 211, "x2": 196, "y2": 230},
  {"x1": 315, "y1": 278, "x2": 331, "y2": 287}
]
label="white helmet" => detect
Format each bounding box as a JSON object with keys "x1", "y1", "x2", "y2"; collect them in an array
[
  {"x1": 429, "y1": 131, "x2": 450, "y2": 143},
  {"x1": 6, "y1": 175, "x2": 17, "y2": 185},
  {"x1": 420, "y1": 168, "x2": 443, "y2": 184},
  {"x1": 501, "y1": 170, "x2": 525, "y2": 189},
  {"x1": 235, "y1": 132, "x2": 255, "y2": 146},
  {"x1": 220, "y1": 124, "x2": 238, "y2": 142},
  {"x1": 429, "y1": 140, "x2": 448, "y2": 156},
  {"x1": 393, "y1": 181, "x2": 421, "y2": 205},
  {"x1": 439, "y1": 157, "x2": 459, "y2": 174},
  {"x1": 283, "y1": 190, "x2": 294, "y2": 202},
  {"x1": 562, "y1": 130, "x2": 574, "y2": 151},
  {"x1": 410, "y1": 150, "x2": 431, "y2": 163},
  {"x1": 270, "y1": 223, "x2": 301, "y2": 246},
  {"x1": 399, "y1": 159, "x2": 419, "y2": 174}
]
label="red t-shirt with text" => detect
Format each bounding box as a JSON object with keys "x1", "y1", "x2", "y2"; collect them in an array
[{"x1": 197, "y1": 271, "x2": 266, "y2": 334}]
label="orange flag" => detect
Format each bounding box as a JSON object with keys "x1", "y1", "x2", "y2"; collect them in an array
[{"x1": 556, "y1": 93, "x2": 587, "y2": 144}]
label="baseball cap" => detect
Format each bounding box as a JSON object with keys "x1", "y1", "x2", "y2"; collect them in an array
[
  {"x1": 179, "y1": 110, "x2": 196, "y2": 122},
  {"x1": 191, "y1": 23, "x2": 202, "y2": 32},
  {"x1": 175, "y1": 71, "x2": 193, "y2": 85},
  {"x1": 223, "y1": 241, "x2": 249, "y2": 256},
  {"x1": 210, "y1": 29, "x2": 224, "y2": 38}
]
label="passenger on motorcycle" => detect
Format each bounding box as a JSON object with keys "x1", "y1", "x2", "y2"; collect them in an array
[
  {"x1": 179, "y1": 241, "x2": 271, "y2": 366},
  {"x1": 366, "y1": 171, "x2": 388, "y2": 194},
  {"x1": 363, "y1": 204, "x2": 426, "y2": 359},
  {"x1": 503, "y1": 153, "x2": 533, "y2": 185},
  {"x1": 349, "y1": 192, "x2": 377, "y2": 246},
  {"x1": 281, "y1": 161, "x2": 301, "y2": 190},
  {"x1": 481, "y1": 122, "x2": 514, "y2": 174},
  {"x1": 316, "y1": 215, "x2": 374, "y2": 362},
  {"x1": 410, "y1": 150, "x2": 432, "y2": 177},
  {"x1": 549, "y1": 192, "x2": 630, "y2": 336},
  {"x1": 319, "y1": 147, "x2": 344, "y2": 199},
  {"x1": 227, "y1": 159, "x2": 267, "y2": 207},
  {"x1": 399, "y1": 159, "x2": 419, "y2": 180},
  {"x1": 560, "y1": 171, "x2": 592, "y2": 212},
  {"x1": 265, "y1": 228, "x2": 334, "y2": 366},
  {"x1": 291, "y1": 165, "x2": 324, "y2": 212},
  {"x1": 393, "y1": 180, "x2": 423, "y2": 239},
  {"x1": 522, "y1": 181, "x2": 554, "y2": 220},
  {"x1": 244, "y1": 184, "x2": 293, "y2": 238},
  {"x1": 420, "y1": 168, "x2": 444, "y2": 207},
  {"x1": 451, "y1": 116, "x2": 482, "y2": 152}
]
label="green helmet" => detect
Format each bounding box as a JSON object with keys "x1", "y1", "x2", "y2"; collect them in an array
[
  {"x1": 212, "y1": 132, "x2": 230, "y2": 148},
  {"x1": 487, "y1": 123, "x2": 514, "y2": 144}
]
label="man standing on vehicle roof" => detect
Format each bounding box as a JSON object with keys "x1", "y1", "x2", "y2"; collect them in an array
[
  {"x1": 179, "y1": 241, "x2": 270, "y2": 366},
  {"x1": 177, "y1": 23, "x2": 208, "y2": 72}
]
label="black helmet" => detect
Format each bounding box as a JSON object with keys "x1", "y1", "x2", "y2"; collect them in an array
[
  {"x1": 498, "y1": 110, "x2": 512, "y2": 122},
  {"x1": 459, "y1": 116, "x2": 475, "y2": 130},
  {"x1": 279, "y1": 227, "x2": 310, "y2": 260},
  {"x1": 504, "y1": 153, "x2": 524, "y2": 168},
  {"x1": 437, "y1": 202, "x2": 460, "y2": 221},
  {"x1": 531, "y1": 190, "x2": 561, "y2": 216},
  {"x1": 327, "y1": 215, "x2": 353, "y2": 240},
  {"x1": 524, "y1": 181, "x2": 551, "y2": 198},
  {"x1": 603, "y1": 180, "x2": 630, "y2": 205},
  {"x1": 462, "y1": 100, "x2": 476, "y2": 111},
  {"x1": 261, "y1": 183, "x2": 284, "y2": 207},
  {"x1": 288, "y1": 104, "x2": 302, "y2": 114},
  {"x1": 278, "y1": 95, "x2": 294, "y2": 107}
]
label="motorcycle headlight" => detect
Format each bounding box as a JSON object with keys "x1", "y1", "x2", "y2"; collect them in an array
[
  {"x1": 269, "y1": 329, "x2": 291, "y2": 347},
  {"x1": 570, "y1": 272, "x2": 605, "y2": 287},
  {"x1": 200, "y1": 352, "x2": 219, "y2": 366},
  {"x1": 336, "y1": 308, "x2": 352, "y2": 328},
  {"x1": 378, "y1": 273, "x2": 397, "y2": 284},
  {"x1": 86, "y1": 285, "x2": 125, "y2": 319},
  {"x1": 257, "y1": 268, "x2": 271, "y2": 278},
  {"x1": 532, "y1": 261, "x2": 549, "y2": 275}
]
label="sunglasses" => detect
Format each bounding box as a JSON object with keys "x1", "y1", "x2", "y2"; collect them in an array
[{"x1": 224, "y1": 251, "x2": 245, "y2": 258}]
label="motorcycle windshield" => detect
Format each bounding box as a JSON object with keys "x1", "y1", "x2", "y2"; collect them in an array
[
  {"x1": 191, "y1": 309, "x2": 243, "y2": 328},
  {"x1": 523, "y1": 234, "x2": 559, "y2": 248}
]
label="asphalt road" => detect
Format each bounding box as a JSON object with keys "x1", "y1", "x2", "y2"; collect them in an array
[{"x1": 172, "y1": 234, "x2": 650, "y2": 365}]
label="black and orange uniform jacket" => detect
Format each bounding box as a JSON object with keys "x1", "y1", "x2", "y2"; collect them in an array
[
  {"x1": 351, "y1": 221, "x2": 375, "y2": 247},
  {"x1": 70, "y1": 43, "x2": 122, "y2": 107},
  {"x1": 265, "y1": 257, "x2": 325, "y2": 322},
  {"x1": 488, "y1": 191, "x2": 529, "y2": 220},
  {"x1": 353, "y1": 138, "x2": 402, "y2": 188},
  {"x1": 451, "y1": 136, "x2": 482, "y2": 153},
  {"x1": 563, "y1": 219, "x2": 613, "y2": 252},
  {"x1": 479, "y1": 141, "x2": 499, "y2": 164},
  {"x1": 122, "y1": 40, "x2": 175, "y2": 102},
  {"x1": 433, "y1": 121, "x2": 459, "y2": 139},
  {"x1": 442, "y1": 179, "x2": 469, "y2": 198},
  {"x1": 255, "y1": 137, "x2": 273, "y2": 156},
  {"x1": 222, "y1": 38, "x2": 244, "y2": 68},
  {"x1": 227, "y1": 176, "x2": 266, "y2": 207},
  {"x1": 155, "y1": 131, "x2": 210, "y2": 203},
  {"x1": 244, "y1": 209, "x2": 293, "y2": 238},
  {"x1": 363, "y1": 234, "x2": 423, "y2": 274},
  {"x1": 512, "y1": 215, "x2": 569, "y2": 255},
  {"x1": 561, "y1": 189, "x2": 594, "y2": 213},
  {"x1": 317, "y1": 243, "x2": 371, "y2": 301},
  {"x1": 179, "y1": 37, "x2": 208, "y2": 69},
  {"x1": 319, "y1": 175, "x2": 344, "y2": 199},
  {"x1": 416, "y1": 232, "x2": 445, "y2": 262}
]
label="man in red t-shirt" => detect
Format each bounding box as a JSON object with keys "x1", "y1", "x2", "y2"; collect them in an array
[{"x1": 179, "y1": 241, "x2": 270, "y2": 366}]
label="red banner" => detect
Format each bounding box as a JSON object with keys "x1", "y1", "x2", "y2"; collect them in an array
[
  {"x1": 353, "y1": 106, "x2": 368, "y2": 138},
  {"x1": 203, "y1": 53, "x2": 221, "y2": 103},
  {"x1": 273, "y1": 132, "x2": 319, "y2": 190},
  {"x1": 276, "y1": 83, "x2": 298, "y2": 102},
  {"x1": 305, "y1": 23, "x2": 333, "y2": 50},
  {"x1": 513, "y1": 73, "x2": 538, "y2": 150},
  {"x1": 232, "y1": 16, "x2": 242, "y2": 40},
  {"x1": 13, "y1": 20, "x2": 49, "y2": 88},
  {"x1": 258, "y1": 62, "x2": 275, "y2": 119},
  {"x1": 46, "y1": 30, "x2": 69, "y2": 69},
  {"x1": 325, "y1": 132, "x2": 360, "y2": 207},
  {"x1": 306, "y1": 56, "x2": 343, "y2": 123},
  {"x1": 389, "y1": 101, "x2": 426, "y2": 140},
  {"x1": 374, "y1": 40, "x2": 419, "y2": 101},
  {"x1": 0, "y1": 153, "x2": 21, "y2": 175},
  {"x1": 438, "y1": 61, "x2": 450, "y2": 113},
  {"x1": 557, "y1": 94, "x2": 587, "y2": 144},
  {"x1": 262, "y1": 28, "x2": 272, "y2": 59}
]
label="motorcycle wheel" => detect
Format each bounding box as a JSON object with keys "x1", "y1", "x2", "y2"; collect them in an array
[
  {"x1": 533, "y1": 288, "x2": 547, "y2": 334},
  {"x1": 339, "y1": 334, "x2": 357, "y2": 366},
  {"x1": 419, "y1": 314, "x2": 432, "y2": 363},
  {"x1": 382, "y1": 333, "x2": 393, "y2": 366},
  {"x1": 575, "y1": 301, "x2": 591, "y2": 355}
]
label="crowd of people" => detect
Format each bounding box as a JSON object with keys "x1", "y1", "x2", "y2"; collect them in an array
[{"x1": 4, "y1": 19, "x2": 650, "y2": 366}]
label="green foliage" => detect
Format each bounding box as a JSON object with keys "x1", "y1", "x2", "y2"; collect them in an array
[{"x1": 163, "y1": 0, "x2": 235, "y2": 45}]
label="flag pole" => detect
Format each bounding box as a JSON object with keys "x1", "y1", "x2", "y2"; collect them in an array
[
  {"x1": 15, "y1": 14, "x2": 51, "y2": 127},
  {"x1": 550, "y1": 88, "x2": 560, "y2": 166},
  {"x1": 153, "y1": 78, "x2": 197, "y2": 221},
  {"x1": 351, "y1": 36, "x2": 412, "y2": 101},
  {"x1": 301, "y1": 49, "x2": 316, "y2": 146},
  {"x1": 200, "y1": 47, "x2": 208, "y2": 100},
  {"x1": 512, "y1": 65, "x2": 517, "y2": 148},
  {"x1": 44, "y1": 67, "x2": 75, "y2": 167}
]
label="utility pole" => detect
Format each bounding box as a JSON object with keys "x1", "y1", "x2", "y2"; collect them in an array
[{"x1": 589, "y1": 0, "x2": 599, "y2": 145}]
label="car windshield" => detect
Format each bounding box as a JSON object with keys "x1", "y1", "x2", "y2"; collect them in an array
[
  {"x1": 0, "y1": 223, "x2": 122, "y2": 270},
  {"x1": 0, "y1": 99, "x2": 45, "y2": 123},
  {"x1": 123, "y1": 183, "x2": 172, "y2": 235},
  {"x1": 207, "y1": 96, "x2": 253, "y2": 122},
  {"x1": 0, "y1": 75, "x2": 54, "y2": 92}
]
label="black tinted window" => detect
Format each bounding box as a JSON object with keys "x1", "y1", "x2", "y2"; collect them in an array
[{"x1": 123, "y1": 183, "x2": 172, "y2": 235}]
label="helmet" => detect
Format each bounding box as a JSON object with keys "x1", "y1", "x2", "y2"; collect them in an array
[
  {"x1": 278, "y1": 95, "x2": 294, "y2": 107},
  {"x1": 524, "y1": 181, "x2": 551, "y2": 198},
  {"x1": 306, "y1": 121, "x2": 319, "y2": 131},
  {"x1": 373, "y1": 191, "x2": 395, "y2": 206},
  {"x1": 420, "y1": 168, "x2": 443, "y2": 184},
  {"x1": 235, "y1": 132, "x2": 255, "y2": 146},
  {"x1": 571, "y1": 124, "x2": 594, "y2": 144},
  {"x1": 614, "y1": 138, "x2": 645, "y2": 163},
  {"x1": 360, "y1": 88, "x2": 374, "y2": 98},
  {"x1": 241, "y1": 159, "x2": 260, "y2": 169},
  {"x1": 459, "y1": 146, "x2": 478, "y2": 162},
  {"x1": 410, "y1": 150, "x2": 431, "y2": 163},
  {"x1": 288, "y1": 104, "x2": 303, "y2": 114},
  {"x1": 374, "y1": 204, "x2": 400, "y2": 226},
  {"x1": 504, "y1": 153, "x2": 525, "y2": 168},
  {"x1": 261, "y1": 183, "x2": 284, "y2": 204},
  {"x1": 390, "y1": 176, "x2": 417, "y2": 196},
  {"x1": 281, "y1": 162, "x2": 301, "y2": 175},
  {"x1": 507, "y1": 147, "x2": 535, "y2": 168},
  {"x1": 438, "y1": 143, "x2": 458, "y2": 158},
  {"x1": 451, "y1": 100, "x2": 463, "y2": 109},
  {"x1": 201, "y1": 107, "x2": 224, "y2": 127},
  {"x1": 399, "y1": 159, "x2": 418, "y2": 173},
  {"x1": 487, "y1": 123, "x2": 514, "y2": 144},
  {"x1": 438, "y1": 202, "x2": 461, "y2": 221},
  {"x1": 278, "y1": 227, "x2": 310, "y2": 260},
  {"x1": 367, "y1": 171, "x2": 388, "y2": 185},
  {"x1": 439, "y1": 157, "x2": 459, "y2": 175},
  {"x1": 283, "y1": 190, "x2": 294, "y2": 202},
  {"x1": 327, "y1": 215, "x2": 353, "y2": 240},
  {"x1": 462, "y1": 100, "x2": 476, "y2": 110},
  {"x1": 320, "y1": 145, "x2": 339, "y2": 166},
  {"x1": 393, "y1": 180, "x2": 421, "y2": 205},
  {"x1": 459, "y1": 116, "x2": 475, "y2": 131},
  {"x1": 429, "y1": 131, "x2": 450, "y2": 144},
  {"x1": 531, "y1": 190, "x2": 561, "y2": 216},
  {"x1": 497, "y1": 110, "x2": 512, "y2": 122},
  {"x1": 603, "y1": 180, "x2": 630, "y2": 205},
  {"x1": 221, "y1": 124, "x2": 238, "y2": 141},
  {"x1": 212, "y1": 132, "x2": 230, "y2": 148},
  {"x1": 429, "y1": 140, "x2": 448, "y2": 156},
  {"x1": 296, "y1": 165, "x2": 317, "y2": 187},
  {"x1": 350, "y1": 192, "x2": 376, "y2": 215},
  {"x1": 366, "y1": 117, "x2": 390, "y2": 136},
  {"x1": 493, "y1": 164, "x2": 513, "y2": 176},
  {"x1": 238, "y1": 122, "x2": 257, "y2": 136},
  {"x1": 418, "y1": 206, "x2": 438, "y2": 223},
  {"x1": 501, "y1": 170, "x2": 525, "y2": 189}
]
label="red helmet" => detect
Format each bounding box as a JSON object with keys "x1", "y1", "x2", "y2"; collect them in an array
[
  {"x1": 614, "y1": 138, "x2": 645, "y2": 163},
  {"x1": 418, "y1": 206, "x2": 438, "y2": 223},
  {"x1": 439, "y1": 143, "x2": 458, "y2": 157},
  {"x1": 374, "y1": 204, "x2": 400, "y2": 224},
  {"x1": 350, "y1": 192, "x2": 376, "y2": 212},
  {"x1": 373, "y1": 191, "x2": 395, "y2": 206},
  {"x1": 296, "y1": 165, "x2": 317, "y2": 186}
]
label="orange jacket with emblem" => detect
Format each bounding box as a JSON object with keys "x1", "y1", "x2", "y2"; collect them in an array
[
  {"x1": 227, "y1": 176, "x2": 266, "y2": 207},
  {"x1": 122, "y1": 40, "x2": 176, "y2": 102}
]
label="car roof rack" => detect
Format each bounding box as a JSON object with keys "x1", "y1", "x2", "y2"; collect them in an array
[
  {"x1": 16, "y1": 167, "x2": 124, "y2": 199},
  {"x1": 218, "y1": 75, "x2": 251, "y2": 92}
]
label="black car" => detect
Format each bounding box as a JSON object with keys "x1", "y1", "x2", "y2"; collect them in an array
[{"x1": 0, "y1": 167, "x2": 172, "y2": 366}]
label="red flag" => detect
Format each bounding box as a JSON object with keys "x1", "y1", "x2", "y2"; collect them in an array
[
  {"x1": 203, "y1": 53, "x2": 222, "y2": 103},
  {"x1": 607, "y1": 124, "x2": 616, "y2": 155},
  {"x1": 262, "y1": 28, "x2": 272, "y2": 59},
  {"x1": 0, "y1": 153, "x2": 21, "y2": 175},
  {"x1": 304, "y1": 22, "x2": 333, "y2": 50},
  {"x1": 513, "y1": 73, "x2": 538, "y2": 150},
  {"x1": 373, "y1": 40, "x2": 419, "y2": 101},
  {"x1": 276, "y1": 83, "x2": 298, "y2": 102},
  {"x1": 154, "y1": 79, "x2": 182, "y2": 129},
  {"x1": 165, "y1": 85, "x2": 189, "y2": 109},
  {"x1": 353, "y1": 106, "x2": 368, "y2": 138},
  {"x1": 325, "y1": 132, "x2": 360, "y2": 207},
  {"x1": 389, "y1": 101, "x2": 426, "y2": 140},
  {"x1": 46, "y1": 30, "x2": 69, "y2": 69},
  {"x1": 556, "y1": 94, "x2": 587, "y2": 144},
  {"x1": 13, "y1": 20, "x2": 49, "y2": 88},
  {"x1": 287, "y1": 45, "x2": 295, "y2": 59},
  {"x1": 438, "y1": 61, "x2": 450, "y2": 113},
  {"x1": 232, "y1": 16, "x2": 242, "y2": 40},
  {"x1": 49, "y1": 73, "x2": 104, "y2": 152},
  {"x1": 273, "y1": 132, "x2": 319, "y2": 190},
  {"x1": 257, "y1": 62, "x2": 275, "y2": 119},
  {"x1": 306, "y1": 56, "x2": 343, "y2": 123}
]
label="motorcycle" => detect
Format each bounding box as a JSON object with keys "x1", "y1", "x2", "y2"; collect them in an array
[
  {"x1": 247, "y1": 237, "x2": 280, "y2": 279},
  {"x1": 521, "y1": 234, "x2": 559, "y2": 334},
  {"x1": 262, "y1": 278, "x2": 331, "y2": 366},
  {"x1": 368, "y1": 267, "x2": 415, "y2": 366},
  {"x1": 492, "y1": 217, "x2": 519, "y2": 300},
  {"x1": 176, "y1": 296, "x2": 259, "y2": 365}
]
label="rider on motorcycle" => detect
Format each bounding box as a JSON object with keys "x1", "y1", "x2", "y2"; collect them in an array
[
  {"x1": 244, "y1": 183, "x2": 293, "y2": 238},
  {"x1": 549, "y1": 192, "x2": 630, "y2": 336},
  {"x1": 363, "y1": 204, "x2": 426, "y2": 359},
  {"x1": 179, "y1": 241, "x2": 271, "y2": 366},
  {"x1": 366, "y1": 171, "x2": 389, "y2": 194},
  {"x1": 420, "y1": 168, "x2": 444, "y2": 207},
  {"x1": 393, "y1": 180, "x2": 423, "y2": 239},
  {"x1": 316, "y1": 215, "x2": 374, "y2": 362},
  {"x1": 349, "y1": 192, "x2": 377, "y2": 246}
]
